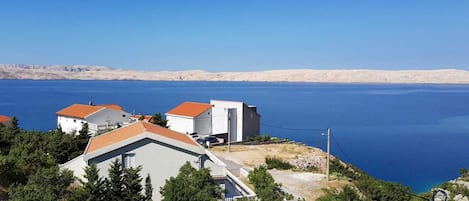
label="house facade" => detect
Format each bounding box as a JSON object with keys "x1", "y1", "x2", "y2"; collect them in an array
[
  {"x1": 166, "y1": 100, "x2": 260, "y2": 142},
  {"x1": 165, "y1": 102, "x2": 213, "y2": 135},
  {"x1": 61, "y1": 121, "x2": 254, "y2": 200},
  {"x1": 210, "y1": 100, "x2": 260, "y2": 142},
  {"x1": 56, "y1": 104, "x2": 131, "y2": 135}
]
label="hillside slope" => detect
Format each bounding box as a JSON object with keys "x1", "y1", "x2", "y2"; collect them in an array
[{"x1": 2, "y1": 64, "x2": 469, "y2": 84}]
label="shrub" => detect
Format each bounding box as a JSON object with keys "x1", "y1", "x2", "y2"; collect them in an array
[{"x1": 265, "y1": 157, "x2": 294, "y2": 170}]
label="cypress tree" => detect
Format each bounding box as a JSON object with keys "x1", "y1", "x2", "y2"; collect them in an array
[{"x1": 144, "y1": 174, "x2": 153, "y2": 201}]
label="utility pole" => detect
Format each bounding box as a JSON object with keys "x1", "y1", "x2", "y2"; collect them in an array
[
  {"x1": 326, "y1": 128, "x2": 331, "y2": 181},
  {"x1": 227, "y1": 110, "x2": 231, "y2": 152}
]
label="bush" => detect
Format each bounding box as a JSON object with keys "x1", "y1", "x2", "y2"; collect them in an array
[{"x1": 265, "y1": 157, "x2": 294, "y2": 170}]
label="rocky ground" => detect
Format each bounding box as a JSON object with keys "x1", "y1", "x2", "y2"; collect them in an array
[{"x1": 209, "y1": 143, "x2": 350, "y2": 201}]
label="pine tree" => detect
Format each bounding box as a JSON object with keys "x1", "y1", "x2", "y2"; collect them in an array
[
  {"x1": 105, "y1": 159, "x2": 125, "y2": 201},
  {"x1": 82, "y1": 163, "x2": 105, "y2": 201},
  {"x1": 7, "y1": 116, "x2": 20, "y2": 135},
  {"x1": 150, "y1": 113, "x2": 168, "y2": 128},
  {"x1": 122, "y1": 166, "x2": 145, "y2": 201},
  {"x1": 144, "y1": 174, "x2": 153, "y2": 201}
]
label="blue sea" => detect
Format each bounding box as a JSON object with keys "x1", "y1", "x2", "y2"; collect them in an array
[{"x1": 1, "y1": 80, "x2": 469, "y2": 193}]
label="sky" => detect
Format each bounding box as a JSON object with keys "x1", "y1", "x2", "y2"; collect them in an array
[{"x1": 0, "y1": 1, "x2": 468, "y2": 72}]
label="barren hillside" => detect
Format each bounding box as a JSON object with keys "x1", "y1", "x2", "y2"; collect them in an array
[{"x1": 1, "y1": 64, "x2": 469, "y2": 84}]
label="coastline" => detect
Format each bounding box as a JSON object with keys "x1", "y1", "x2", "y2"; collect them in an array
[{"x1": 2, "y1": 65, "x2": 469, "y2": 84}]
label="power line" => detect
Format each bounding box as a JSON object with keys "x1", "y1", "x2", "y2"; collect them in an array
[
  {"x1": 331, "y1": 135, "x2": 354, "y2": 165},
  {"x1": 261, "y1": 122, "x2": 327, "y2": 132}
]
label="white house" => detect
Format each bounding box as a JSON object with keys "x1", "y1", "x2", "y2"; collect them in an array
[
  {"x1": 56, "y1": 103, "x2": 131, "y2": 135},
  {"x1": 210, "y1": 100, "x2": 260, "y2": 142},
  {"x1": 61, "y1": 121, "x2": 255, "y2": 200},
  {"x1": 165, "y1": 102, "x2": 213, "y2": 135},
  {"x1": 166, "y1": 100, "x2": 260, "y2": 142}
]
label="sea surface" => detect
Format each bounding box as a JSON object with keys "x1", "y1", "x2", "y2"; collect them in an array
[{"x1": 1, "y1": 80, "x2": 469, "y2": 193}]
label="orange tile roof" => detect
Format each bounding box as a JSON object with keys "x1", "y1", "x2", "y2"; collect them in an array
[
  {"x1": 85, "y1": 121, "x2": 199, "y2": 154},
  {"x1": 166, "y1": 102, "x2": 213, "y2": 117},
  {"x1": 97, "y1": 104, "x2": 124, "y2": 111},
  {"x1": 56, "y1": 104, "x2": 124, "y2": 119},
  {"x1": 0, "y1": 115, "x2": 10, "y2": 123},
  {"x1": 130, "y1": 115, "x2": 153, "y2": 122}
]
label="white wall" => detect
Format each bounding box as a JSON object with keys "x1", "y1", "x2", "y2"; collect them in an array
[
  {"x1": 166, "y1": 115, "x2": 194, "y2": 134},
  {"x1": 210, "y1": 100, "x2": 244, "y2": 142},
  {"x1": 58, "y1": 116, "x2": 86, "y2": 135},
  {"x1": 193, "y1": 109, "x2": 212, "y2": 135},
  {"x1": 211, "y1": 107, "x2": 228, "y2": 135},
  {"x1": 86, "y1": 108, "x2": 131, "y2": 128}
]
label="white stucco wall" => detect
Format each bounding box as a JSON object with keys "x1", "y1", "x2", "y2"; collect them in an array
[
  {"x1": 58, "y1": 116, "x2": 86, "y2": 134},
  {"x1": 193, "y1": 109, "x2": 212, "y2": 135},
  {"x1": 212, "y1": 107, "x2": 228, "y2": 135},
  {"x1": 87, "y1": 138, "x2": 222, "y2": 200},
  {"x1": 210, "y1": 100, "x2": 244, "y2": 142},
  {"x1": 60, "y1": 154, "x2": 87, "y2": 181},
  {"x1": 166, "y1": 115, "x2": 194, "y2": 134},
  {"x1": 58, "y1": 108, "x2": 131, "y2": 135}
]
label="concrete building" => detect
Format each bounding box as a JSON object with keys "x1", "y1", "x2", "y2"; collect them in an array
[
  {"x1": 165, "y1": 102, "x2": 213, "y2": 135},
  {"x1": 0, "y1": 114, "x2": 11, "y2": 126},
  {"x1": 61, "y1": 121, "x2": 254, "y2": 200},
  {"x1": 210, "y1": 100, "x2": 260, "y2": 142},
  {"x1": 56, "y1": 103, "x2": 131, "y2": 135},
  {"x1": 166, "y1": 100, "x2": 260, "y2": 142}
]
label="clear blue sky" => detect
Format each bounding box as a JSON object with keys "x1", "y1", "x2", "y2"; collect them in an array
[{"x1": 1, "y1": 1, "x2": 468, "y2": 71}]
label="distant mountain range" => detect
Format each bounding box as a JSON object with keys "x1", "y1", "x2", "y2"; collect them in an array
[{"x1": 1, "y1": 64, "x2": 469, "y2": 84}]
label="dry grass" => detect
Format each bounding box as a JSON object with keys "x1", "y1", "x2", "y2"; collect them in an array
[{"x1": 210, "y1": 143, "x2": 348, "y2": 200}]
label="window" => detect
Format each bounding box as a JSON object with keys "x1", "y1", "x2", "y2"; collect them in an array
[
  {"x1": 122, "y1": 114, "x2": 126, "y2": 117},
  {"x1": 122, "y1": 153, "x2": 136, "y2": 169},
  {"x1": 73, "y1": 119, "x2": 76, "y2": 123}
]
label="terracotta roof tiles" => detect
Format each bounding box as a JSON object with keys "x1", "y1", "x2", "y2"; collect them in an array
[
  {"x1": 85, "y1": 121, "x2": 199, "y2": 154},
  {"x1": 56, "y1": 104, "x2": 124, "y2": 119},
  {"x1": 0, "y1": 115, "x2": 10, "y2": 123},
  {"x1": 166, "y1": 102, "x2": 212, "y2": 117}
]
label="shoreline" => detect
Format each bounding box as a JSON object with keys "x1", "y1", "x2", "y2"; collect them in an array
[{"x1": 2, "y1": 65, "x2": 469, "y2": 84}]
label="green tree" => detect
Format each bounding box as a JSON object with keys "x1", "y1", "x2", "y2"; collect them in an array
[
  {"x1": 247, "y1": 166, "x2": 284, "y2": 201},
  {"x1": 105, "y1": 159, "x2": 125, "y2": 201},
  {"x1": 150, "y1": 113, "x2": 168, "y2": 128},
  {"x1": 123, "y1": 166, "x2": 145, "y2": 201},
  {"x1": 460, "y1": 167, "x2": 468, "y2": 177},
  {"x1": 81, "y1": 163, "x2": 106, "y2": 201},
  {"x1": 144, "y1": 174, "x2": 153, "y2": 201},
  {"x1": 160, "y1": 162, "x2": 223, "y2": 201},
  {"x1": 9, "y1": 166, "x2": 74, "y2": 201},
  {"x1": 7, "y1": 116, "x2": 20, "y2": 136}
]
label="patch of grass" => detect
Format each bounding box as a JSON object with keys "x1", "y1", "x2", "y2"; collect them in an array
[{"x1": 265, "y1": 157, "x2": 294, "y2": 170}]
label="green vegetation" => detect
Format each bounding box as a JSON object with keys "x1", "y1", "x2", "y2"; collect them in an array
[
  {"x1": 247, "y1": 166, "x2": 294, "y2": 201},
  {"x1": 247, "y1": 134, "x2": 272, "y2": 142},
  {"x1": 318, "y1": 158, "x2": 414, "y2": 201},
  {"x1": 0, "y1": 118, "x2": 152, "y2": 200},
  {"x1": 0, "y1": 117, "x2": 89, "y2": 187},
  {"x1": 160, "y1": 161, "x2": 223, "y2": 201},
  {"x1": 317, "y1": 185, "x2": 361, "y2": 201},
  {"x1": 460, "y1": 167, "x2": 469, "y2": 181},
  {"x1": 265, "y1": 157, "x2": 294, "y2": 170},
  {"x1": 150, "y1": 113, "x2": 168, "y2": 128}
]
